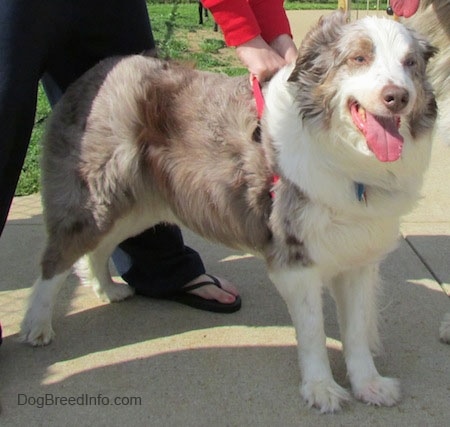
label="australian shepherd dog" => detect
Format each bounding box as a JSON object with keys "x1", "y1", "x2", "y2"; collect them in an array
[{"x1": 20, "y1": 13, "x2": 437, "y2": 412}]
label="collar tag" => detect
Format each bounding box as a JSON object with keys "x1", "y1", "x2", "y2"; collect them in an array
[{"x1": 356, "y1": 182, "x2": 367, "y2": 204}]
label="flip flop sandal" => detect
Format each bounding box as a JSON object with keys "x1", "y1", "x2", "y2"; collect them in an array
[{"x1": 166, "y1": 274, "x2": 241, "y2": 313}]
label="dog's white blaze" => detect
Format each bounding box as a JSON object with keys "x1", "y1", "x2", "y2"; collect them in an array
[{"x1": 347, "y1": 18, "x2": 418, "y2": 117}]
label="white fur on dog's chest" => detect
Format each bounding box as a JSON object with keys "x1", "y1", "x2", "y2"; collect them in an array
[{"x1": 301, "y1": 203, "x2": 400, "y2": 274}]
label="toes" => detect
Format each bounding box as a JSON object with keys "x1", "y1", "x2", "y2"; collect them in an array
[
  {"x1": 185, "y1": 275, "x2": 239, "y2": 303},
  {"x1": 353, "y1": 376, "x2": 401, "y2": 406},
  {"x1": 20, "y1": 315, "x2": 54, "y2": 347},
  {"x1": 301, "y1": 379, "x2": 351, "y2": 413},
  {"x1": 216, "y1": 277, "x2": 240, "y2": 297}
]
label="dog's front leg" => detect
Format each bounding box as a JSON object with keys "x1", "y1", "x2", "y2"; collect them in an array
[
  {"x1": 269, "y1": 266, "x2": 350, "y2": 413},
  {"x1": 332, "y1": 265, "x2": 400, "y2": 406}
]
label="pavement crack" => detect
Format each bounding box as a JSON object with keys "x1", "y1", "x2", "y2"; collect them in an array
[{"x1": 403, "y1": 236, "x2": 443, "y2": 287}]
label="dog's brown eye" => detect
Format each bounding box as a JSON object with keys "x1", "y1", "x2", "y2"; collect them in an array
[{"x1": 404, "y1": 58, "x2": 416, "y2": 67}]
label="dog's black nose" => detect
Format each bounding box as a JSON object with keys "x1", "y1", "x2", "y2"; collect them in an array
[{"x1": 382, "y1": 85, "x2": 409, "y2": 113}]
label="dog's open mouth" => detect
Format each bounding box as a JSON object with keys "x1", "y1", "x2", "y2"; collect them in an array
[{"x1": 349, "y1": 101, "x2": 403, "y2": 162}]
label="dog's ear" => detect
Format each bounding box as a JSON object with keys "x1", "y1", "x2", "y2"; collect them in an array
[
  {"x1": 408, "y1": 28, "x2": 438, "y2": 63},
  {"x1": 288, "y1": 11, "x2": 348, "y2": 83}
]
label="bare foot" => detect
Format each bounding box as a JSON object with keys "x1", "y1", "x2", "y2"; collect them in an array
[{"x1": 184, "y1": 274, "x2": 239, "y2": 304}]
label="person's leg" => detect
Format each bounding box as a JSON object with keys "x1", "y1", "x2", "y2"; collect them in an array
[
  {"x1": 0, "y1": 0, "x2": 68, "y2": 235},
  {"x1": 44, "y1": 0, "x2": 155, "y2": 93},
  {"x1": 118, "y1": 225, "x2": 205, "y2": 297}
]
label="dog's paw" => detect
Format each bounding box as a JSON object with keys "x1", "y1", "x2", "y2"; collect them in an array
[
  {"x1": 352, "y1": 375, "x2": 400, "y2": 406},
  {"x1": 95, "y1": 282, "x2": 135, "y2": 303},
  {"x1": 301, "y1": 379, "x2": 351, "y2": 413},
  {"x1": 19, "y1": 312, "x2": 54, "y2": 347},
  {"x1": 439, "y1": 313, "x2": 450, "y2": 343}
]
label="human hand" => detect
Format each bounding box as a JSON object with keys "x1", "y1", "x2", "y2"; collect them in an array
[
  {"x1": 270, "y1": 34, "x2": 298, "y2": 64},
  {"x1": 236, "y1": 35, "x2": 289, "y2": 82}
]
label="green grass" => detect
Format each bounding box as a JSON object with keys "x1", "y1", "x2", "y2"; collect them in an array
[
  {"x1": 18, "y1": 1, "x2": 350, "y2": 196},
  {"x1": 16, "y1": 85, "x2": 51, "y2": 196}
]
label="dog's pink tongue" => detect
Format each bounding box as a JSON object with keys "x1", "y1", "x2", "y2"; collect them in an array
[
  {"x1": 390, "y1": 0, "x2": 420, "y2": 17},
  {"x1": 365, "y1": 112, "x2": 403, "y2": 162}
]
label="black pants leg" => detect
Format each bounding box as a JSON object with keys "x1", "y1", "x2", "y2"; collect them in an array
[
  {"x1": 0, "y1": 0, "x2": 58, "y2": 233},
  {"x1": 119, "y1": 225, "x2": 205, "y2": 297}
]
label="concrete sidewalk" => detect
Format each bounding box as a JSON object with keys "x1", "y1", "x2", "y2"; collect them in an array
[{"x1": 1, "y1": 9, "x2": 449, "y2": 427}]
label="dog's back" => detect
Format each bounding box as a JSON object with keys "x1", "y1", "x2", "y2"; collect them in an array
[{"x1": 41, "y1": 55, "x2": 273, "y2": 277}]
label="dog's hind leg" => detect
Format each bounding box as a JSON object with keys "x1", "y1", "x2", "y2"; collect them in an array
[
  {"x1": 20, "y1": 234, "x2": 90, "y2": 346},
  {"x1": 269, "y1": 266, "x2": 351, "y2": 413},
  {"x1": 331, "y1": 265, "x2": 401, "y2": 407},
  {"x1": 21, "y1": 232, "x2": 134, "y2": 346},
  {"x1": 76, "y1": 212, "x2": 160, "y2": 302},
  {"x1": 20, "y1": 270, "x2": 70, "y2": 346},
  {"x1": 83, "y1": 236, "x2": 134, "y2": 303}
]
